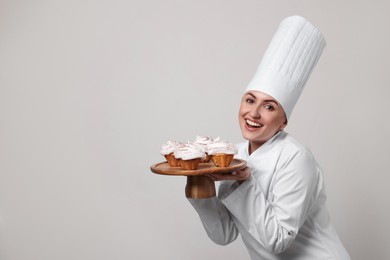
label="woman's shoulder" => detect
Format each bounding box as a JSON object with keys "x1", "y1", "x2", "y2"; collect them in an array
[{"x1": 279, "y1": 132, "x2": 315, "y2": 158}]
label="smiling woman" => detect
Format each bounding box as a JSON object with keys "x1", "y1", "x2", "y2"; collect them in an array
[
  {"x1": 239, "y1": 91, "x2": 287, "y2": 153},
  {"x1": 187, "y1": 15, "x2": 351, "y2": 259}
]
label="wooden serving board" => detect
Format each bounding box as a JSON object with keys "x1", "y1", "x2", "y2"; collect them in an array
[{"x1": 150, "y1": 159, "x2": 247, "y2": 176}]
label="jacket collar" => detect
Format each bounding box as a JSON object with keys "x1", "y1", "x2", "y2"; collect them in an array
[{"x1": 245, "y1": 130, "x2": 286, "y2": 158}]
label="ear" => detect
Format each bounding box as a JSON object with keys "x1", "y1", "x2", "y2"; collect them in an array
[{"x1": 279, "y1": 119, "x2": 287, "y2": 131}]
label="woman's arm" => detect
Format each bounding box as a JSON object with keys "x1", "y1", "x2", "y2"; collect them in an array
[{"x1": 188, "y1": 194, "x2": 239, "y2": 245}]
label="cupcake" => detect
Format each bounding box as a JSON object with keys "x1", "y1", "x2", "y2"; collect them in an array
[
  {"x1": 193, "y1": 135, "x2": 216, "y2": 163},
  {"x1": 207, "y1": 140, "x2": 237, "y2": 167},
  {"x1": 160, "y1": 140, "x2": 184, "y2": 167},
  {"x1": 174, "y1": 143, "x2": 205, "y2": 170}
]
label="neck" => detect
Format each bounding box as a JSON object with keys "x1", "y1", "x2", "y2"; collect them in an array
[
  {"x1": 248, "y1": 141, "x2": 263, "y2": 155},
  {"x1": 248, "y1": 130, "x2": 283, "y2": 155}
]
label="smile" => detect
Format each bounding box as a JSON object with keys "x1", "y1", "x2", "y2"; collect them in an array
[{"x1": 246, "y1": 119, "x2": 262, "y2": 128}]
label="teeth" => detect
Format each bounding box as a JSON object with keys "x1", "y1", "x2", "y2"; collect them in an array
[{"x1": 246, "y1": 119, "x2": 261, "y2": 127}]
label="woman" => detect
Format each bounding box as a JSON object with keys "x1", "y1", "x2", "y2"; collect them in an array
[{"x1": 188, "y1": 16, "x2": 350, "y2": 259}]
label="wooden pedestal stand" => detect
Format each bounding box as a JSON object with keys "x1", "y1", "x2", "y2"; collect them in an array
[
  {"x1": 185, "y1": 175, "x2": 216, "y2": 198},
  {"x1": 150, "y1": 159, "x2": 246, "y2": 199}
]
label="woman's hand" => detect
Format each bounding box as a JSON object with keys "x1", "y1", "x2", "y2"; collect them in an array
[{"x1": 206, "y1": 167, "x2": 251, "y2": 184}]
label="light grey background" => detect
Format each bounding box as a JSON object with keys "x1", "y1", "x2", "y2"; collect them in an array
[{"x1": 1, "y1": 1, "x2": 389, "y2": 259}]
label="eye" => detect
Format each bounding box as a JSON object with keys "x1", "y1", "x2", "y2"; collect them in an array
[
  {"x1": 246, "y1": 98, "x2": 255, "y2": 104},
  {"x1": 264, "y1": 104, "x2": 275, "y2": 110}
]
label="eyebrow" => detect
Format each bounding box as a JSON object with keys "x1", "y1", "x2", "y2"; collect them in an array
[{"x1": 246, "y1": 92, "x2": 280, "y2": 107}]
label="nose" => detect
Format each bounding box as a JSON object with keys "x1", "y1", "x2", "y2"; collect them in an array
[{"x1": 249, "y1": 106, "x2": 261, "y2": 119}]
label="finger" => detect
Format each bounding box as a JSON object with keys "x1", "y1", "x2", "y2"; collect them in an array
[
  {"x1": 211, "y1": 172, "x2": 239, "y2": 181},
  {"x1": 234, "y1": 168, "x2": 251, "y2": 180},
  {"x1": 205, "y1": 174, "x2": 218, "y2": 181},
  {"x1": 207, "y1": 169, "x2": 251, "y2": 181}
]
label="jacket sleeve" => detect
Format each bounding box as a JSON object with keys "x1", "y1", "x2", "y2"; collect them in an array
[
  {"x1": 188, "y1": 192, "x2": 239, "y2": 246},
  {"x1": 221, "y1": 150, "x2": 322, "y2": 254}
]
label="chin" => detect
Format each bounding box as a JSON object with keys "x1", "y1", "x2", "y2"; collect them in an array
[{"x1": 241, "y1": 128, "x2": 260, "y2": 142}]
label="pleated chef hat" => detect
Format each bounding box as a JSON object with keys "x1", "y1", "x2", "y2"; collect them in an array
[{"x1": 245, "y1": 15, "x2": 326, "y2": 120}]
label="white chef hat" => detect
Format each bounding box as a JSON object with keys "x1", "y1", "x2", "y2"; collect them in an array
[{"x1": 245, "y1": 15, "x2": 326, "y2": 120}]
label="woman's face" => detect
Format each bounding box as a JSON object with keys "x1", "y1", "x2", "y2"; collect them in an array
[{"x1": 238, "y1": 91, "x2": 287, "y2": 153}]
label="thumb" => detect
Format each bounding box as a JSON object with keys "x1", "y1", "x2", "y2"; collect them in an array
[{"x1": 235, "y1": 167, "x2": 251, "y2": 180}]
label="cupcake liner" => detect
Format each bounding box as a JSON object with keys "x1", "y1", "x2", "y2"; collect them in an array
[
  {"x1": 164, "y1": 153, "x2": 181, "y2": 167},
  {"x1": 211, "y1": 154, "x2": 234, "y2": 167},
  {"x1": 180, "y1": 158, "x2": 201, "y2": 170}
]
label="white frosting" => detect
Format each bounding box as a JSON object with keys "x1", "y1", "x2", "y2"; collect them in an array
[
  {"x1": 207, "y1": 140, "x2": 237, "y2": 155},
  {"x1": 160, "y1": 140, "x2": 184, "y2": 155},
  {"x1": 174, "y1": 143, "x2": 205, "y2": 160},
  {"x1": 193, "y1": 135, "x2": 216, "y2": 153}
]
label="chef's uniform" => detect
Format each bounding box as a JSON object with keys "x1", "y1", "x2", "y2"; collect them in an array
[{"x1": 188, "y1": 16, "x2": 351, "y2": 259}]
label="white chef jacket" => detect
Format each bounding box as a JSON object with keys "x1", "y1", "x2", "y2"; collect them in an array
[{"x1": 188, "y1": 131, "x2": 350, "y2": 259}]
